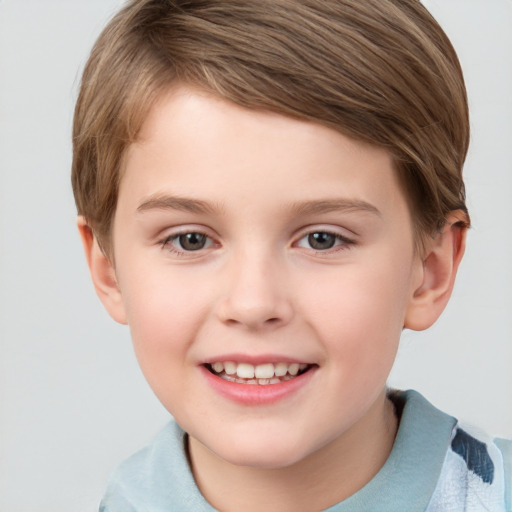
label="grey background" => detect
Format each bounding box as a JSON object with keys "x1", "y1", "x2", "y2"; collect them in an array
[{"x1": 0, "y1": 0, "x2": 511, "y2": 510}]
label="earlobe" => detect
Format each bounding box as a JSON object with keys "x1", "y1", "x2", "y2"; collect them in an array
[
  {"x1": 404, "y1": 212, "x2": 467, "y2": 331},
  {"x1": 77, "y1": 216, "x2": 128, "y2": 325}
]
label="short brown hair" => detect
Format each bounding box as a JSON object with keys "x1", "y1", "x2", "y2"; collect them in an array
[{"x1": 72, "y1": 0, "x2": 470, "y2": 255}]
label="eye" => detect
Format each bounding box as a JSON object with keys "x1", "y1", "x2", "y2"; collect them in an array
[
  {"x1": 176, "y1": 232, "x2": 209, "y2": 251},
  {"x1": 296, "y1": 231, "x2": 353, "y2": 251},
  {"x1": 306, "y1": 232, "x2": 336, "y2": 250},
  {"x1": 161, "y1": 232, "x2": 214, "y2": 253}
]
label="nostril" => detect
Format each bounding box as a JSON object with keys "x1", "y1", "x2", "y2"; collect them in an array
[{"x1": 225, "y1": 316, "x2": 281, "y2": 327}]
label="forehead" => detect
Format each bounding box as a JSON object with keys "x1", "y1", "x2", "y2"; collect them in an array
[{"x1": 118, "y1": 86, "x2": 410, "y2": 227}]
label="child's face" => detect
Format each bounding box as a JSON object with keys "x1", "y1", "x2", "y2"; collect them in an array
[{"x1": 109, "y1": 86, "x2": 424, "y2": 468}]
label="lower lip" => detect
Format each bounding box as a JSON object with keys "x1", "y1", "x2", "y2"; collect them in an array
[{"x1": 200, "y1": 366, "x2": 316, "y2": 406}]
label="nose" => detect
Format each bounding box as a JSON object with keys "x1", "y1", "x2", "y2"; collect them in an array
[{"x1": 216, "y1": 252, "x2": 294, "y2": 330}]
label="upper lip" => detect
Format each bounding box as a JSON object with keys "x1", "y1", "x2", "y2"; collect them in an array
[{"x1": 201, "y1": 354, "x2": 313, "y2": 365}]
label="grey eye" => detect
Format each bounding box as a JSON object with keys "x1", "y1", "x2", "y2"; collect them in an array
[
  {"x1": 176, "y1": 233, "x2": 208, "y2": 251},
  {"x1": 307, "y1": 232, "x2": 336, "y2": 250}
]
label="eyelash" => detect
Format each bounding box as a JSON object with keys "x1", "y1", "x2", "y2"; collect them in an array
[
  {"x1": 158, "y1": 229, "x2": 356, "y2": 257},
  {"x1": 295, "y1": 230, "x2": 355, "y2": 254},
  {"x1": 159, "y1": 231, "x2": 216, "y2": 257}
]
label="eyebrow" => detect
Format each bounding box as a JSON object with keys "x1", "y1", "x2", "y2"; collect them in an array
[
  {"x1": 290, "y1": 199, "x2": 381, "y2": 217},
  {"x1": 136, "y1": 194, "x2": 380, "y2": 218},
  {"x1": 137, "y1": 194, "x2": 219, "y2": 215}
]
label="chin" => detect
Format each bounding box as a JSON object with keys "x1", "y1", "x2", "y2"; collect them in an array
[
  {"x1": 221, "y1": 449, "x2": 306, "y2": 470},
  {"x1": 202, "y1": 430, "x2": 321, "y2": 470}
]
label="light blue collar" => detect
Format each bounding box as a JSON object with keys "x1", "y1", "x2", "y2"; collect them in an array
[{"x1": 326, "y1": 390, "x2": 456, "y2": 511}]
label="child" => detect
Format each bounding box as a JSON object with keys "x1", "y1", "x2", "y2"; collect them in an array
[{"x1": 72, "y1": 0, "x2": 511, "y2": 510}]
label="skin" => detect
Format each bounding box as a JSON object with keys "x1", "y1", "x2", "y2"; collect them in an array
[{"x1": 79, "y1": 85, "x2": 466, "y2": 511}]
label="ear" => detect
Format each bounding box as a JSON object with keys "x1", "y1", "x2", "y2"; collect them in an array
[
  {"x1": 77, "y1": 216, "x2": 128, "y2": 325},
  {"x1": 404, "y1": 212, "x2": 467, "y2": 331}
]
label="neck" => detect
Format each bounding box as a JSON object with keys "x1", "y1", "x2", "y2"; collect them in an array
[{"x1": 188, "y1": 391, "x2": 398, "y2": 512}]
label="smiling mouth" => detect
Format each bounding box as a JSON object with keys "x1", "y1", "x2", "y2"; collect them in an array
[{"x1": 205, "y1": 361, "x2": 313, "y2": 385}]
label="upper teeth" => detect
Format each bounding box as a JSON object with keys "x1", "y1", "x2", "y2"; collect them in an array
[{"x1": 210, "y1": 361, "x2": 308, "y2": 379}]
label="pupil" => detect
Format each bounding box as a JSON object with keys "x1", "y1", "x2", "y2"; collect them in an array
[
  {"x1": 179, "y1": 233, "x2": 206, "y2": 251},
  {"x1": 308, "y1": 232, "x2": 335, "y2": 250}
]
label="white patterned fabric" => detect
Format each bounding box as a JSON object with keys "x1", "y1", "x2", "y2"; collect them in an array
[{"x1": 426, "y1": 425, "x2": 507, "y2": 512}]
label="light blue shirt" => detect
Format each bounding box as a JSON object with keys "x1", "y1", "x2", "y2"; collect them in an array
[{"x1": 99, "y1": 390, "x2": 510, "y2": 511}]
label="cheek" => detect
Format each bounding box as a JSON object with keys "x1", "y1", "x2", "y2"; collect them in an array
[
  {"x1": 299, "y1": 262, "x2": 410, "y2": 358},
  {"x1": 119, "y1": 272, "x2": 214, "y2": 413},
  {"x1": 119, "y1": 267, "x2": 212, "y2": 366}
]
